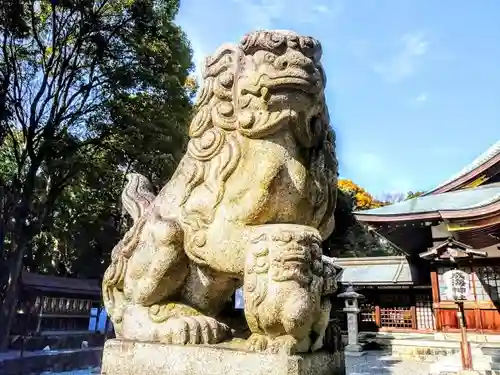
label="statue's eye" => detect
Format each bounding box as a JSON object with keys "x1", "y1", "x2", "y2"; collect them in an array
[
  {"x1": 265, "y1": 53, "x2": 276, "y2": 63},
  {"x1": 301, "y1": 38, "x2": 313, "y2": 51},
  {"x1": 300, "y1": 37, "x2": 321, "y2": 61}
]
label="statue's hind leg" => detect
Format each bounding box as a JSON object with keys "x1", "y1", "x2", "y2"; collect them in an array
[
  {"x1": 121, "y1": 302, "x2": 233, "y2": 345},
  {"x1": 153, "y1": 263, "x2": 238, "y2": 345},
  {"x1": 123, "y1": 218, "x2": 188, "y2": 306},
  {"x1": 112, "y1": 174, "x2": 238, "y2": 345},
  {"x1": 121, "y1": 264, "x2": 237, "y2": 345}
]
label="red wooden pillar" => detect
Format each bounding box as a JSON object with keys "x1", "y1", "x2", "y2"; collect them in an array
[
  {"x1": 375, "y1": 306, "x2": 381, "y2": 328},
  {"x1": 411, "y1": 306, "x2": 417, "y2": 330},
  {"x1": 430, "y1": 269, "x2": 442, "y2": 331},
  {"x1": 457, "y1": 302, "x2": 473, "y2": 370}
]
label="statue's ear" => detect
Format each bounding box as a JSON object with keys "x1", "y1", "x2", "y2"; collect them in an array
[
  {"x1": 190, "y1": 44, "x2": 243, "y2": 139},
  {"x1": 202, "y1": 44, "x2": 243, "y2": 96},
  {"x1": 204, "y1": 44, "x2": 243, "y2": 71}
]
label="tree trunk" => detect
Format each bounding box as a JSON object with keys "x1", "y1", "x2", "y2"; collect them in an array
[
  {"x1": 0, "y1": 252, "x2": 24, "y2": 352},
  {"x1": 0, "y1": 242, "x2": 24, "y2": 351},
  {"x1": 0, "y1": 165, "x2": 60, "y2": 350},
  {"x1": 0, "y1": 198, "x2": 33, "y2": 352},
  {"x1": 0, "y1": 185, "x2": 7, "y2": 262},
  {"x1": 0, "y1": 216, "x2": 5, "y2": 274}
]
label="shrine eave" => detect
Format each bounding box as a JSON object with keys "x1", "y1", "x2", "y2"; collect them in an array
[
  {"x1": 424, "y1": 140, "x2": 500, "y2": 195},
  {"x1": 355, "y1": 184, "x2": 500, "y2": 224},
  {"x1": 21, "y1": 271, "x2": 101, "y2": 297}
]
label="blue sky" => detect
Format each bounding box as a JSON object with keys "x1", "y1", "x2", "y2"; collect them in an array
[{"x1": 176, "y1": 0, "x2": 500, "y2": 198}]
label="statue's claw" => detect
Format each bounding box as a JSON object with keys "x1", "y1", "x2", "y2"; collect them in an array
[
  {"x1": 159, "y1": 316, "x2": 231, "y2": 345},
  {"x1": 267, "y1": 335, "x2": 298, "y2": 355},
  {"x1": 246, "y1": 333, "x2": 269, "y2": 352}
]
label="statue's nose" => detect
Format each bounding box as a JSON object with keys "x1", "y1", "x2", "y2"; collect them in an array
[{"x1": 274, "y1": 50, "x2": 315, "y2": 74}]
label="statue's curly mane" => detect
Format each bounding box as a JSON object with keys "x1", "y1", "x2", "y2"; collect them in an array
[{"x1": 178, "y1": 44, "x2": 244, "y2": 234}]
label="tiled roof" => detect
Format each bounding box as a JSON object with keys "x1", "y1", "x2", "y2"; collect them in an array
[
  {"x1": 355, "y1": 182, "x2": 500, "y2": 216},
  {"x1": 430, "y1": 140, "x2": 500, "y2": 192},
  {"x1": 335, "y1": 256, "x2": 416, "y2": 285}
]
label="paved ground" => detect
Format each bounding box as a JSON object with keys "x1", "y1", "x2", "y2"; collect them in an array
[
  {"x1": 0, "y1": 348, "x2": 78, "y2": 361},
  {"x1": 41, "y1": 369, "x2": 99, "y2": 375},
  {"x1": 346, "y1": 353, "x2": 432, "y2": 375}
]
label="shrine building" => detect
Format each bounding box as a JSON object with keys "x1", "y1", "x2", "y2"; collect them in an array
[{"x1": 343, "y1": 140, "x2": 500, "y2": 335}]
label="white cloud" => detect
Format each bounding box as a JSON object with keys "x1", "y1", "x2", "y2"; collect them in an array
[
  {"x1": 401, "y1": 32, "x2": 429, "y2": 56},
  {"x1": 177, "y1": 22, "x2": 210, "y2": 100},
  {"x1": 312, "y1": 3, "x2": 343, "y2": 17},
  {"x1": 230, "y1": 0, "x2": 286, "y2": 30},
  {"x1": 313, "y1": 5, "x2": 330, "y2": 14},
  {"x1": 355, "y1": 152, "x2": 384, "y2": 173},
  {"x1": 342, "y1": 151, "x2": 413, "y2": 196},
  {"x1": 373, "y1": 31, "x2": 430, "y2": 83},
  {"x1": 403, "y1": 92, "x2": 429, "y2": 107},
  {"x1": 383, "y1": 178, "x2": 413, "y2": 196},
  {"x1": 231, "y1": 0, "x2": 342, "y2": 29},
  {"x1": 178, "y1": 0, "x2": 344, "y2": 87},
  {"x1": 350, "y1": 39, "x2": 369, "y2": 59},
  {"x1": 190, "y1": 38, "x2": 208, "y2": 84},
  {"x1": 416, "y1": 92, "x2": 427, "y2": 103},
  {"x1": 175, "y1": 14, "x2": 209, "y2": 89}
]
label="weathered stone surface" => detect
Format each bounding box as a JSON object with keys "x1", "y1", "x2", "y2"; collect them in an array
[
  {"x1": 101, "y1": 29, "x2": 341, "y2": 354},
  {"x1": 100, "y1": 339, "x2": 345, "y2": 375}
]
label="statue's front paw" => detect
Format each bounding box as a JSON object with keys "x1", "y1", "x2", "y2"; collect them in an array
[
  {"x1": 246, "y1": 333, "x2": 269, "y2": 352},
  {"x1": 267, "y1": 335, "x2": 298, "y2": 355},
  {"x1": 159, "y1": 316, "x2": 231, "y2": 345}
]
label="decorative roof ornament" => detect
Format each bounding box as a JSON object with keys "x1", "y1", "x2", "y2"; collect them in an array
[{"x1": 419, "y1": 237, "x2": 487, "y2": 263}]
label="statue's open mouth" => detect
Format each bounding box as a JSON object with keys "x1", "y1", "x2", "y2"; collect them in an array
[
  {"x1": 276, "y1": 246, "x2": 311, "y2": 264},
  {"x1": 265, "y1": 77, "x2": 317, "y2": 92},
  {"x1": 241, "y1": 75, "x2": 320, "y2": 98},
  {"x1": 281, "y1": 254, "x2": 309, "y2": 263}
]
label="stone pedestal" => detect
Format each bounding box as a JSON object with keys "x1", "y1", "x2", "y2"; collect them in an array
[
  {"x1": 343, "y1": 308, "x2": 365, "y2": 357},
  {"x1": 100, "y1": 339, "x2": 345, "y2": 375}
]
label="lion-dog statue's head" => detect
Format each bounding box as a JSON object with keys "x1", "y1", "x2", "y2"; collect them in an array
[{"x1": 181, "y1": 30, "x2": 338, "y2": 241}]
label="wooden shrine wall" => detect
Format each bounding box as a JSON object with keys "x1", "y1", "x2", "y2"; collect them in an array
[
  {"x1": 433, "y1": 263, "x2": 500, "y2": 332},
  {"x1": 332, "y1": 286, "x2": 435, "y2": 333}
]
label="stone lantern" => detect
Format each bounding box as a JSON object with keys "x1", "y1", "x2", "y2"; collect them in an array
[{"x1": 338, "y1": 283, "x2": 365, "y2": 356}]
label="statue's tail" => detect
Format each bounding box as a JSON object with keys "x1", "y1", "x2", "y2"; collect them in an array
[
  {"x1": 311, "y1": 255, "x2": 343, "y2": 352},
  {"x1": 121, "y1": 173, "x2": 156, "y2": 223},
  {"x1": 321, "y1": 255, "x2": 343, "y2": 296},
  {"x1": 103, "y1": 173, "x2": 156, "y2": 334}
]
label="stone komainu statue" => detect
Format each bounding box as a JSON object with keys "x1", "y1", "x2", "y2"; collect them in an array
[{"x1": 102, "y1": 30, "x2": 341, "y2": 354}]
